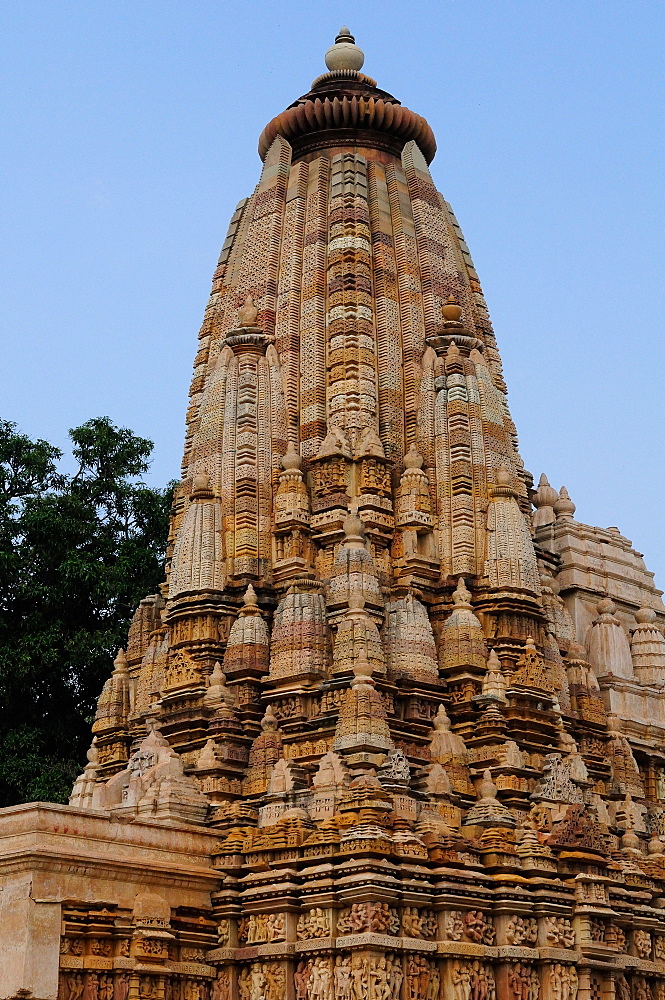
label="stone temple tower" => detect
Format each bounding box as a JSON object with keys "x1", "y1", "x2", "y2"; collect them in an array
[{"x1": 3, "y1": 29, "x2": 665, "y2": 1000}]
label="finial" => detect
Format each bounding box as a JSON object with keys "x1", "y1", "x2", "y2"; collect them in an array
[
  {"x1": 487, "y1": 648, "x2": 502, "y2": 671},
  {"x1": 452, "y1": 577, "x2": 473, "y2": 607},
  {"x1": 112, "y1": 648, "x2": 128, "y2": 674},
  {"x1": 648, "y1": 833, "x2": 665, "y2": 855},
  {"x1": 554, "y1": 486, "x2": 576, "y2": 520},
  {"x1": 281, "y1": 441, "x2": 302, "y2": 471},
  {"x1": 243, "y1": 584, "x2": 258, "y2": 607},
  {"x1": 325, "y1": 27, "x2": 365, "y2": 72},
  {"x1": 433, "y1": 703, "x2": 451, "y2": 732},
  {"x1": 495, "y1": 465, "x2": 512, "y2": 487},
  {"x1": 478, "y1": 768, "x2": 498, "y2": 800},
  {"x1": 191, "y1": 472, "x2": 212, "y2": 499},
  {"x1": 441, "y1": 295, "x2": 463, "y2": 323},
  {"x1": 261, "y1": 704, "x2": 279, "y2": 732},
  {"x1": 635, "y1": 607, "x2": 657, "y2": 625},
  {"x1": 352, "y1": 648, "x2": 374, "y2": 688},
  {"x1": 533, "y1": 473, "x2": 559, "y2": 508},
  {"x1": 566, "y1": 642, "x2": 587, "y2": 662},
  {"x1": 403, "y1": 442, "x2": 423, "y2": 470},
  {"x1": 597, "y1": 597, "x2": 617, "y2": 617},
  {"x1": 204, "y1": 660, "x2": 234, "y2": 712},
  {"x1": 446, "y1": 341, "x2": 460, "y2": 359},
  {"x1": 525, "y1": 636, "x2": 537, "y2": 653},
  {"x1": 238, "y1": 295, "x2": 259, "y2": 327},
  {"x1": 342, "y1": 508, "x2": 365, "y2": 542}
]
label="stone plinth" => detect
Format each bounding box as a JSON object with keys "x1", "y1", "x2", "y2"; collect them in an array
[{"x1": 0, "y1": 804, "x2": 221, "y2": 1000}]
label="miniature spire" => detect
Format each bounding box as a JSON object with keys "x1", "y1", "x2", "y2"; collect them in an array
[
  {"x1": 168, "y1": 471, "x2": 224, "y2": 598},
  {"x1": 242, "y1": 704, "x2": 283, "y2": 797},
  {"x1": 510, "y1": 637, "x2": 555, "y2": 693},
  {"x1": 328, "y1": 508, "x2": 383, "y2": 615},
  {"x1": 485, "y1": 468, "x2": 542, "y2": 595},
  {"x1": 69, "y1": 740, "x2": 101, "y2": 809},
  {"x1": 440, "y1": 577, "x2": 487, "y2": 674},
  {"x1": 92, "y1": 646, "x2": 130, "y2": 745},
  {"x1": 384, "y1": 590, "x2": 438, "y2": 681},
  {"x1": 333, "y1": 646, "x2": 393, "y2": 767},
  {"x1": 482, "y1": 649, "x2": 507, "y2": 703},
  {"x1": 325, "y1": 27, "x2": 365, "y2": 72},
  {"x1": 222, "y1": 586, "x2": 269, "y2": 677},
  {"x1": 203, "y1": 661, "x2": 235, "y2": 714},
  {"x1": 464, "y1": 770, "x2": 516, "y2": 829}
]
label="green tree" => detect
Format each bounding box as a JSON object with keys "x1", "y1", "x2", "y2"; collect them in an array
[{"x1": 0, "y1": 417, "x2": 172, "y2": 807}]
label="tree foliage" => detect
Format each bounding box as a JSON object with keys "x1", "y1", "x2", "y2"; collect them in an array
[{"x1": 0, "y1": 417, "x2": 172, "y2": 807}]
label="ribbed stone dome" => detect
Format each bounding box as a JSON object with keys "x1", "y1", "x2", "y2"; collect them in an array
[{"x1": 259, "y1": 30, "x2": 436, "y2": 163}]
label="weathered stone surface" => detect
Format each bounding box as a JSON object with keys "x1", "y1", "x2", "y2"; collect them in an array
[{"x1": 2, "y1": 27, "x2": 665, "y2": 1000}]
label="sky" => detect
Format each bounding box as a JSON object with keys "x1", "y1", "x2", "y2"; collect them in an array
[{"x1": 1, "y1": 1, "x2": 664, "y2": 587}]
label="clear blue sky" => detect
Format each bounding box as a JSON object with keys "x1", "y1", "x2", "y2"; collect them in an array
[{"x1": 1, "y1": 1, "x2": 663, "y2": 587}]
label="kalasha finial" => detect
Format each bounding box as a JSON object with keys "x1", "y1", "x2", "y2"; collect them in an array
[
  {"x1": 433, "y1": 703, "x2": 451, "y2": 732},
  {"x1": 112, "y1": 648, "x2": 128, "y2": 674},
  {"x1": 554, "y1": 486, "x2": 576, "y2": 521},
  {"x1": 238, "y1": 295, "x2": 259, "y2": 327},
  {"x1": 495, "y1": 465, "x2": 513, "y2": 488},
  {"x1": 351, "y1": 648, "x2": 374, "y2": 688},
  {"x1": 441, "y1": 295, "x2": 463, "y2": 323},
  {"x1": 403, "y1": 442, "x2": 424, "y2": 470},
  {"x1": 243, "y1": 584, "x2": 259, "y2": 608},
  {"x1": 325, "y1": 26, "x2": 365, "y2": 72},
  {"x1": 281, "y1": 441, "x2": 302, "y2": 471}
]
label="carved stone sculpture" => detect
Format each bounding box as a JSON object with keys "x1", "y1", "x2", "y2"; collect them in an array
[{"x1": 4, "y1": 26, "x2": 665, "y2": 1000}]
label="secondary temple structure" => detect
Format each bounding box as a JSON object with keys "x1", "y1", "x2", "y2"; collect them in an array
[{"x1": 4, "y1": 29, "x2": 665, "y2": 1000}]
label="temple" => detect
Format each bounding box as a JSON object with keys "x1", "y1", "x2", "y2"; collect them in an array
[{"x1": 3, "y1": 28, "x2": 665, "y2": 1000}]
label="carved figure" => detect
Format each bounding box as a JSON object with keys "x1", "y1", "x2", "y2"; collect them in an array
[
  {"x1": 446, "y1": 911, "x2": 465, "y2": 941},
  {"x1": 98, "y1": 977, "x2": 114, "y2": 1000},
  {"x1": 333, "y1": 957, "x2": 352, "y2": 1000},
  {"x1": 66, "y1": 975, "x2": 85, "y2": 1000},
  {"x1": 506, "y1": 916, "x2": 538, "y2": 946},
  {"x1": 464, "y1": 910, "x2": 495, "y2": 945},
  {"x1": 350, "y1": 957, "x2": 368, "y2": 1000},
  {"x1": 549, "y1": 965, "x2": 578, "y2": 1000},
  {"x1": 297, "y1": 907, "x2": 330, "y2": 939},
  {"x1": 634, "y1": 930, "x2": 652, "y2": 958},
  {"x1": 212, "y1": 972, "x2": 230, "y2": 1000},
  {"x1": 84, "y1": 974, "x2": 99, "y2": 1000},
  {"x1": 544, "y1": 917, "x2": 575, "y2": 948},
  {"x1": 452, "y1": 964, "x2": 472, "y2": 1000}
]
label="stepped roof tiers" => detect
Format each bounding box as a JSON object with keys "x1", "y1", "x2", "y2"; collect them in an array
[{"x1": 3, "y1": 28, "x2": 665, "y2": 1000}]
